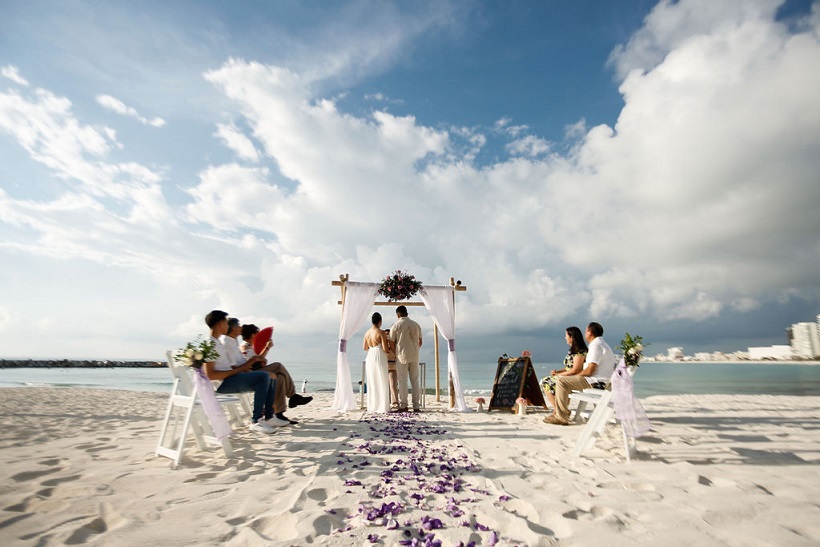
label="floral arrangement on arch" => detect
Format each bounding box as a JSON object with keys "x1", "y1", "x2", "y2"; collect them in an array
[
  {"x1": 619, "y1": 332, "x2": 646, "y2": 367},
  {"x1": 175, "y1": 336, "x2": 220, "y2": 368},
  {"x1": 378, "y1": 270, "x2": 423, "y2": 301}
]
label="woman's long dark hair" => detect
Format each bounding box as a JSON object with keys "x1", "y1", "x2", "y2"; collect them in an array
[{"x1": 566, "y1": 326, "x2": 587, "y2": 355}]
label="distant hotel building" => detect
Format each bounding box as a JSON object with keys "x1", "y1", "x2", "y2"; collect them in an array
[
  {"x1": 650, "y1": 313, "x2": 820, "y2": 362},
  {"x1": 748, "y1": 345, "x2": 793, "y2": 360},
  {"x1": 788, "y1": 315, "x2": 820, "y2": 359}
]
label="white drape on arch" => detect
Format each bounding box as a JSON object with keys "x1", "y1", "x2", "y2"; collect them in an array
[
  {"x1": 332, "y1": 282, "x2": 379, "y2": 412},
  {"x1": 419, "y1": 286, "x2": 467, "y2": 412}
]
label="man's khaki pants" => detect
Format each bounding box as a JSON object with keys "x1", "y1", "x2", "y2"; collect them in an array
[
  {"x1": 396, "y1": 360, "x2": 420, "y2": 410},
  {"x1": 260, "y1": 362, "x2": 295, "y2": 414},
  {"x1": 554, "y1": 375, "x2": 591, "y2": 421}
]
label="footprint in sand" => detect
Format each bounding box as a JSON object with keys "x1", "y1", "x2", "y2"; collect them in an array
[
  {"x1": 42, "y1": 474, "x2": 82, "y2": 488},
  {"x1": 562, "y1": 505, "x2": 616, "y2": 521},
  {"x1": 307, "y1": 488, "x2": 328, "y2": 502},
  {"x1": 251, "y1": 511, "x2": 299, "y2": 541},
  {"x1": 183, "y1": 472, "x2": 218, "y2": 483},
  {"x1": 596, "y1": 480, "x2": 656, "y2": 492},
  {"x1": 10, "y1": 467, "x2": 60, "y2": 482},
  {"x1": 64, "y1": 517, "x2": 107, "y2": 545},
  {"x1": 199, "y1": 488, "x2": 232, "y2": 501}
]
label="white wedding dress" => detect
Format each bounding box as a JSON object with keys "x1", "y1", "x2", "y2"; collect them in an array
[{"x1": 365, "y1": 345, "x2": 391, "y2": 413}]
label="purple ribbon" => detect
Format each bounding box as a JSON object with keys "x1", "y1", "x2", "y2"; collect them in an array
[
  {"x1": 447, "y1": 339, "x2": 455, "y2": 351},
  {"x1": 339, "y1": 339, "x2": 347, "y2": 352}
]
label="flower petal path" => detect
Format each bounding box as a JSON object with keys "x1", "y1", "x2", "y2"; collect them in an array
[{"x1": 325, "y1": 411, "x2": 534, "y2": 546}]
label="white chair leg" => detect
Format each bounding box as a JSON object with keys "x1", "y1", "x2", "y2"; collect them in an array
[{"x1": 572, "y1": 392, "x2": 613, "y2": 458}]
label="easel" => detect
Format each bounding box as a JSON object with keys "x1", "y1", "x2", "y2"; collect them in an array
[
  {"x1": 332, "y1": 274, "x2": 467, "y2": 405},
  {"x1": 488, "y1": 356, "x2": 547, "y2": 411}
]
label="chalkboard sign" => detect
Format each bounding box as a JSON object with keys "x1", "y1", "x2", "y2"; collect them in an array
[{"x1": 489, "y1": 357, "x2": 548, "y2": 411}]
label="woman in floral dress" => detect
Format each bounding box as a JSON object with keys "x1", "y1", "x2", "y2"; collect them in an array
[{"x1": 542, "y1": 326, "x2": 587, "y2": 415}]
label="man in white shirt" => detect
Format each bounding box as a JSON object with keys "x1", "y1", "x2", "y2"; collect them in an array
[
  {"x1": 545, "y1": 322, "x2": 617, "y2": 425},
  {"x1": 201, "y1": 310, "x2": 278, "y2": 434}
]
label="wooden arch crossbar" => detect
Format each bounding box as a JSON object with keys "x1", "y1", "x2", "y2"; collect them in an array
[{"x1": 331, "y1": 273, "x2": 467, "y2": 403}]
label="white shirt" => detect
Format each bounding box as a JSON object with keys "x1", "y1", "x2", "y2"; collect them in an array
[
  {"x1": 209, "y1": 336, "x2": 234, "y2": 371},
  {"x1": 222, "y1": 335, "x2": 246, "y2": 368},
  {"x1": 585, "y1": 336, "x2": 617, "y2": 384},
  {"x1": 241, "y1": 341, "x2": 257, "y2": 359}
]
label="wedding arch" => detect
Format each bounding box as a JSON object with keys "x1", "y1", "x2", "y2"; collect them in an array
[{"x1": 330, "y1": 274, "x2": 468, "y2": 413}]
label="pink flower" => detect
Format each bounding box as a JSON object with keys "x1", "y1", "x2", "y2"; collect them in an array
[
  {"x1": 521, "y1": 350, "x2": 532, "y2": 358},
  {"x1": 474, "y1": 397, "x2": 485, "y2": 404}
]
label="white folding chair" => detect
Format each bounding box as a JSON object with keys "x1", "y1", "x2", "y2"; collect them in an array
[
  {"x1": 570, "y1": 387, "x2": 608, "y2": 423},
  {"x1": 571, "y1": 390, "x2": 637, "y2": 462},
  {"x1": 156, "y1": 351, "x2": 237, "y2": 466},
  {"x1": 571, "y1": 364, "x2": 641, "y2": 462}
]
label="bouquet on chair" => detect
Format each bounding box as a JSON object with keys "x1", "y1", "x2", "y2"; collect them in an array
[
  {"x1": 175, "y1": 337, "x2": 220, "y2": 368},
  {"x1": 619, "y1": 332, "x2": 645, "y2": 367}
]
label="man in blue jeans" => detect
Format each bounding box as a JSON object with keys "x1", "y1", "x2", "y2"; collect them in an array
[{"x1": 202, "y1": 310, "x2": 278, "y2": 434}]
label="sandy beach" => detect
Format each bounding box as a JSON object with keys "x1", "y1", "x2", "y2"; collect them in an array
[{"x1": 1, "y1": 388, "x2": 819, "y2": 546}]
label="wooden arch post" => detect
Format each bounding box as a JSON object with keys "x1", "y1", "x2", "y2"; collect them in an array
[{"x1": 331, "y1": 274, "x2": 467, "y2": 404}]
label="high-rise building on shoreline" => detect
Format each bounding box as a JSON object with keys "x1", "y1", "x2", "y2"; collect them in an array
[{"x1": 788, "y1": 315, "x2": 820, "y2": 359}]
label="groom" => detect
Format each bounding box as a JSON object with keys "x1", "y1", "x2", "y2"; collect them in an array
[{"x1": 389, "y1": 305, "x2": 423, "y2": 412}]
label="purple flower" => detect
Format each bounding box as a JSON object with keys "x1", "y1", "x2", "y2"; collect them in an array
[
  {"x1": 420, "y1": 516, "x2": 443, "y2": 531},
  {"x1": 488, "y1": 531, "x2": 499, "y2": 545},
  {"x1": 367, "y1": 533, "x2": 379, "y2": 543}
]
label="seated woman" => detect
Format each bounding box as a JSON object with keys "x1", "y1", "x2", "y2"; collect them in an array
[
  {"x1": 541, "y1": 326, "x2": 587, "y2": 418},
  {"x1": 240, "y1": 323, "x2": 312, "y2": 425}
]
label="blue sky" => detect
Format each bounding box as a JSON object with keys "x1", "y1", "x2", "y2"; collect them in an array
[{"x1": 1, "y1": 0, "x2": 819, "y2": 364}]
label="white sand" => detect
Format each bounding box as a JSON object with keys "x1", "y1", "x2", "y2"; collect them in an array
[{"x1": 1, "y1": 388, "x2": 819, "y2": 546}]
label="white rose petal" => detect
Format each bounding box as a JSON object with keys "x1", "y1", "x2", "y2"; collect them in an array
[
  {"x1": 195, "y1": 352, "x2": 203, "y2": 360},
  {"x1": 185, "y1": 348, "x2": 194, "y2": 357}
]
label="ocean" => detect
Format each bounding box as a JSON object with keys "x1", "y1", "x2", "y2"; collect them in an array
[{"x1": 1, "y1": 361, "x2": 819, "y2": 398}]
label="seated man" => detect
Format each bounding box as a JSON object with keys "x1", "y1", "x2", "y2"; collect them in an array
[
  {"x1": 545, "y1": 321, "x2": 617, "y2": 426},
  {"x1": 202, "y1": 310, "x2": 278, "y2": 434},
  {"x1": 239, "y1": 322, "x2": 312, "y2": 425}
]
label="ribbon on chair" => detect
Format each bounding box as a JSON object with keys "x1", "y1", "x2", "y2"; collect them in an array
[
  {"x1": 610, "y1": 359, "x2": 651, "y2": 439},
  {"x1": 192, "y1": 367, "x2": 233, "y2": 440},
  {"x1": 339, "y1": 339, "x2": 347, "y2": 352}
]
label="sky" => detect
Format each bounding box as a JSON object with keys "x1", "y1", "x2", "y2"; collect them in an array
[{"x1": 1, "y1": 0, "x2": 819, "y2": 365}]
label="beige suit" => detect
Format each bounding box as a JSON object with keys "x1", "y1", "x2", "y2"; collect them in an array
[{"x1": 389, "y1": 317, "x2": 422, "y2": 410}]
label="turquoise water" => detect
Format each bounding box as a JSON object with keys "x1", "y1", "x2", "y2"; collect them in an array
[{"x1": 1, "y1": 362, "x2": 819, "y2": 397}]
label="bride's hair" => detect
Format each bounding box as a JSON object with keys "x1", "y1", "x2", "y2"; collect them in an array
[{"x1": 371, "y1": 312, "x2": 382, "y2": 326}]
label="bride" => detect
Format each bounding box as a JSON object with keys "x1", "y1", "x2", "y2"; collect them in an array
[{"x1": 362, "y1": 312, "x2": 391, "y2": 413}]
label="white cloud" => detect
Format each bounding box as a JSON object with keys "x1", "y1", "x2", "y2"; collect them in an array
[
  {"x1": 96, "y1": 94, "x2": 166, "y2": 127},
  {"x1": 364, "y1": 92, "x2": 404, "y2": 105},
  {"x1": 1, "y1": 65, "x2": 29, "y2": 86},
  {"x1": 214, "y1": 122, "x2": 260, "y2": 162},
  {"x1": 1, "y1": 0, "x2": 819, "y2": 359},
  {"x1": 505, "y1": 135, "x2": 550, "y2": 157}
]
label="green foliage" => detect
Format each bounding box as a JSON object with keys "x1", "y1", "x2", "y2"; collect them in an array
[
  {"x1": 619, "y1": 332, "x2": 646, "y2": 367},
  {"x1": 174, "y1": 336, "x2": 220, "y2": 368}
]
